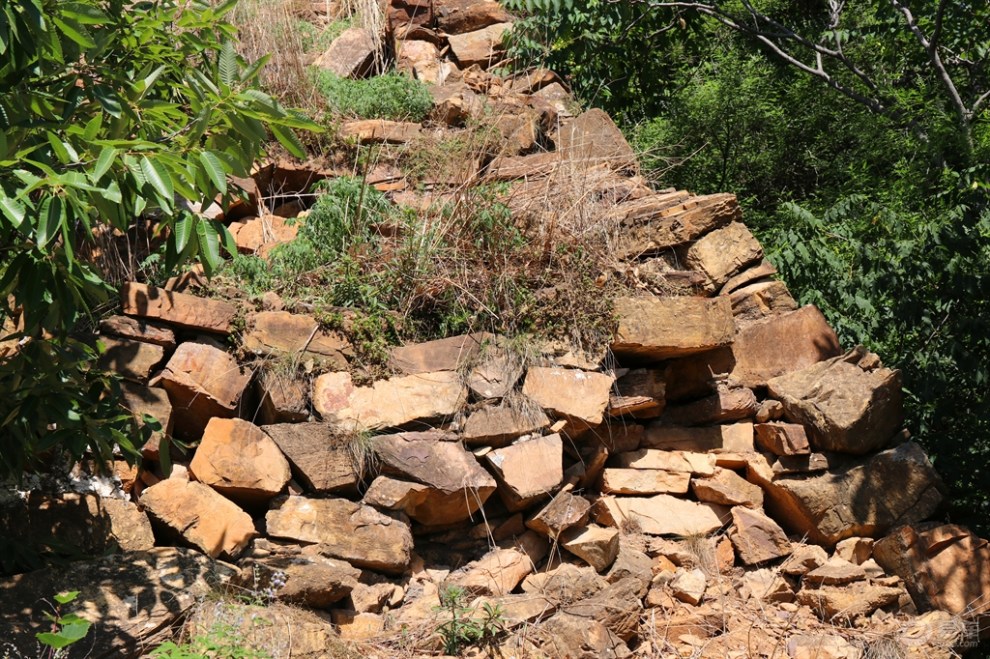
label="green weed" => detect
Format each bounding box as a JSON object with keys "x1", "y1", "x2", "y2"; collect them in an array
[
  {"x1": 434, "y1": 584, "x2": 506, "y2": 656},
  {"x1": 313, "y1": 71, "x2": 433, "y2": 121}
]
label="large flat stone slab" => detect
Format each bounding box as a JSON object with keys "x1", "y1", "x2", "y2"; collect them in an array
[
  {"x1": 612, "y1": 296, "x2": 734, "y2": 362},
  {"x1": 242, "y1": 311, "x2": 350, "y2": 368},
  {"x1": 261, "y1": 422, "x2": 361, "y2": 493},
  {"x1": 599, "y1": 494, "x2": 730, "y2": 536},
  {"x1": 190, "y1": 418, "x2": 291, "y2": 506},
  {"x1": 521, "y1": 367, "x2": 613, "y2": 429},
  {"x1": 121, "y1": 282, "x2": 236, "y2": 334}
]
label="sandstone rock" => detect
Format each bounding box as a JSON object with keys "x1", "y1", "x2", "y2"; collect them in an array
[
  {"x1": 600, "y1": 468, "x2": 690, "y2": 495},
  {"x1": 521, "y1": 366, "x2": 613, "y2": 429},
  {"x1": 527, "y1": 491, "x2": 591, "y2": 539},
  {"x1": 730, "y1": 279, "x2": 799, "y2": 324},
  {"x1": 607, "y1": 494, "x2": 730, "y2": 536},
  {"x1": 447, "y1": 23, "x2": 511, "y2": 69},
  {"x1": 232, "y1": 556, "x2": 359, "y2": 608},
  {"x1": 99, "y1": 314, "x2": 176, "y2": 349},
  {"x1": 780, "y1": 544, "x2": 829, "y2": 576},
  {"x1": 664, "y1": 385, "x2": 758, "y2": 426},
  {"x1": 755, "y1": 422, "x2": 811, "y2": 456},
  {"x1": 738, "y1": 568, "x2": 794, "y2": 602},
  {"x1": 538, "y1": 612, "x2": 629, "y2": 659},
  {"x1": 767, "y1": 347, "x2": 904, "y2": 455},
  {"x1": 0, "y1": 547, "x2": 237, "y2": 658},
  {"x1": 470, "y1": 593, "x2": 555, "y2": 628},
  {"x1": 388, "y1": 0, "x2": 433, "y2": 31},
  {"x1": 120, "y1": 382, "x2": 173, "y2": 460},
  {"x1": 763, "y1": 442, "x2": 944, "y2": 546},
  {"x1": 728, "y1": 506, "x2": 791, "y2": 565},
  {"x1": 522, "y1": 562, "x2": 607, "y2": 604},
  {"x1": 643, "y1": 422, "x2": 754, "y2": 453},
  {"x1": 188, "y1": 601, "x2": 339, "y2": 657},
  {"x1": 390, "y1": 333, "x2": 490, "y2": 374},
  {"x1": 609, "y1": 368, "x2": 666, "y2": 419},
  {"x1": 190, "y1": 418, "x2": 291, "y2": 506},
  {"x1": 261, "y1": 422, "x2": 360, "y2": 494},
  {"x1": 97, "y1": 336, "x2": 165, "y2": 382},
  {"x1": 613, "y1": 193, "x2": 743, "y2": 259},
  {"x1": 312, "y1": 370, "x2": 466, "y2": 432},
  {"x1": 720, "y1": 259, "x2": 778, "y2": 295},
  {"x1": 772, "y1": 452, "x2": 832, "y2": 474},
  {"x1": 228, "y1": 214, "x2": 299, "y2": 254},
  {"x1": 397, "y1": 39, "x2": 442, "y2": 83},
  {"x1": 873, "y1": 523, "x2": 990, "y2": 618},
  {"x1": 584, "y1": 423, "x2": 644, "y2": 453},
  {"x1": 691, "y1": 467, "x2": 764, "y2": 508},
  {"x1": 121, "y1": 282, "x2": 236, "y2": 333},
  {"x1": 255, "y1": 369, "x2": 309, "y2": 424},
  {"x1": 834, "y1": 536, "x2": 874, "y2": 565},
  {"x1": 463, "y1": 402, "x2": 550, "y2": 446},
  {"x1": 560, "y1": 524, "x2": 620, "y2": 572},
  {"x1": 266, "y1": 496, "x2": 413, "y2": 574},
  {"x1": 486, "y1": 433, "x2": 563, "y2": 511},
  {"x1": 452, "y1": 531, "x2": 548, "y2": 596},
  {"x1": 141, "y1": 479, "x2": 256, "y2": 559},
  {"x1": 557, "y1": 108, "x2": 638, "y2": 171},
  {"x1": 349, "y1": 582, "x2": 404, "y2": 614},
  {"x1": 339, "y1": 119, "x2": 423, "y2": 144},
  {"x1": 612, "y1": 449, "x2": 716, "y2": 475},
  {"x1": 607, "y1": 545, "x2": 654, "y2": 588},
  {"x1": 369, "y1": 431, "x2": 497, "y2": 524},
  {"x1": 671, "y1": 568, "x2": 707, "y2": 605},
  {"x1": 804, "y1": 557, "x2": 868, "y2": 586},
  {"x1": 755, "y1": 399, "x2": 785, "y2": 423},
  {"x1": 331, "y1": 610, "x2": 383, "y2": 640},
  {"x1": 313, "y1": 27, "x2": 375, "y2": 78},
  {"x1": 101, "y1": 498, "x2": 156, "y2": 551},
  {"x1": 786, "y1": 633, "x2": 861, "y2": 659},
  {"x1": 611, "y1": 295, "x2": 734, "y2": 362},
  {"x1": 435, "y1": 0, "x2": 513, "y2": 33},
  {"x1": 685, "y1": 221, "x2": 763, "y2": 290},
  {"x1": 730, "y1": 306, "x2": 842, "y2": 388},
  {"x1": 158, "y1": 341, "x2": 252, "y2": 439},
  {"x1": 242, "y1": 311, "x2": 350, "y2": 367},
  {"x1": 362, "y1": 475, "x2": 429, "y2": 512},
  {"x1": 796, "y1": 583, "x2": 902, "y2": 622},
  {"x1": 465, "y1": 342, "x2": 525, "y2": 399}
]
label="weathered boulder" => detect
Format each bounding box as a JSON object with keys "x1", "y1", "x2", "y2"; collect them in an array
[
  {"x1": 339, "y1": 119, "x2": 423, "y2": 144},
  {"x1": 242, "y1": 311, "x2": 350, "y2": 367},
  {"x1": 312, "y1": 370, "x2": 466, "y2": 432},
  {"x1": 435, "y1": 0, "x2": 513, "y2": 33},
  {"x1": 600, "y1": 468, "x2": 690, "y2": 495},
  {"x1": 521, "y1": 366, "x2": 613, "y2": 429},
  {"x1": 663, "y1": 385, "x2": 758, "y2": 425},
  {"x1": 728, "y1": 506, "x2": 792, "y2": 565},
  {"x1": 452, "y1": 531, "x2": 548, "y2": 596},
  {"x1": 685, "y1": 221, "x2": 763, "y2": 291},
  {"x1": 557, "y1": 108, "x2": 638, "y2": 171},
  {"x1": 486, "y1": 433, "x2": 563, "y2": 511},
  {"x1": 612, "y1": 449, "x2": 716, "y2": 475},
  {"x1": 803, "y1": 556, "x2": 868, "y2": 586},
  {"x1": 779, "y1": 544, "x2": 828, "y2": 576},
  {"x1": 121, "y1": 282, "x2": 236, "y2": 334},
  {"x1": 158, "y1": 341, "x2": 252, "y2": 439},
  {"x1": 762, "y1": 441, "x2": 945, "y2": 546},
  {"x1": 754, "y1": 422, "x2": 811, "y2": 456},
  {"x1": 663, "y1": 346, "x2": 736, "y2": 402},
  {"x1": 140, "y1": 479, "x2": 256, "y2": 559},
  {"x1": 255, "y1": 369, "x2": 309, "y2": 425},
  {"x1": 598, "y1": 494, "x2": 730, "y2": 536},
  {"x1": 266, "y1": 496, "x2": 413, "y2": 574},
  {"x1": 691, "y1": 467, "x2": 764, "y2": 508},
  {"x1": 187, "y1": 601, "x2": 340, "y2": 658},
  {"x1": 231, "y1": 556, "x2": 359, "y2": 609},
  {"x1": 99, "y1": 314, "x2": 176, "y2": 349},
  {"x1": 730, "y1": 306, "x2": 842, "y2": 388},
  {"x1": 462, "y1": 402, "x2": 550, "y2": 446},
  {"x1": 767, "y1": 347, "x2": 904, "y2": 454},
  {"x1": 397, "y1": 39, "x2": 443, "y2": 83},
  {"x1": 389, "y1": 333, "x2": 490, "y2": 374},
  {"x1": 611, "y1": 295, "x2": 734, "y2": 362},
  {"x1": 671, "y1": 568, "x2": 707, "y2": 606},
  {"x1": 368, "y1": 431, "x2": 497, "y2": 524},
  {"x1": 447, "y1": 23, "x2": 511, "y2": 68},
  {"x1": 873, "y1": 523, "x2": 990, "y2": 618},
  {"x1": 560, "y1": 524, "x2": 620, "y2": 572},
  {"x1": 613, "y1": 193, "x2": 743, "y2": 259},
  {"x1": 189, "y1": 418, "x2": 291, "y2": 506},
  {"x1": 796, "y1": 583, "x2": 902, "y2": 622},
  {"x1": 96, "y1": 337, "x2": 165, "y2": 382},
  {"x1": 537, "y1": 612, "x2": 629, "y2": 659},
  {"x1": 563, "y1": 577, "x2": 644, "y2": 642},
  {"x1": 120, "y1": 382, "x2": 173, "y2": 460},
  {"x1": 465, "y1": 342, "x2": 525, "y2": 399},
  {"x1": 738, "y1": 568, "x2": 794, "y2": 602},
  {"x1": 0, "y1": 547, "x2": 237, "y2": 658},
  {"x1": 261, "y1": 422, "x2": 361, "y2": 494},
  {"x1": 643, "y1": 422, "x2": 754, "y2": 453},
  {"x1": 313, "y1": 27, "x2": 376, "y2": 78},
  {"x1": 609, "y1": 368, "x2": 665, "y2": 419},
  {"x1": 834, "y1": 536, "x2": 874, "y2": 565},
  {"x1": 527, "y1": 491, "x2": 591, "y2": 539}
]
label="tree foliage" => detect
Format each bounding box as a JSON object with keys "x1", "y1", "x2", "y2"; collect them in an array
[{"x1": 0, "y1": 0, "x2": 317, "y2": 477}]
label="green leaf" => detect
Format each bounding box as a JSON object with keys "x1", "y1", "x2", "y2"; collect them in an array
[
  {"x1": 198, "y1": 151, "x2": 227, "y2": 196},
  {"x1": 91, "y1": 146, "x2": 115, "y2": 181},
  {"x1": 82, "y1": 113, "x2": 103, "y2": 141},
  {"x1": 140, "y1": 156, "x2": 174, "y2": 209},
  {"x1": 36, "y1": 195, "x2": 64, "y2": 247},
  {"x1": 172, "y1": 213, "x2": 195, "y2": 254},
  {"x1": 218, "y1": 40, "x2": 237, "y2": 86},
  {"x1": 270, "y1": 124, "x2": 306, "y2": 159},
  {"x1": 53, "y1": 591, "x2": 80, "y2": 605},
  {"x1": 196, "y1": 219, "x2": 223, "y2": 273},
  {"x1": 92, "y1": 85, "x2": 123, "y2": 117},
  {"x1": 53, "y1": 16, "x2": 95, "y2": 49},
  {"x1": 0, "y1": 191, "x2": 26, "y2": 228}
]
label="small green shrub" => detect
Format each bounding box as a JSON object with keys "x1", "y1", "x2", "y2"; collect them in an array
[
  {"x1": 296, "y1": 18, "x2": 352, "y2": 53},
  {"x1": 36, "y1": 591, "x2": 91, "y2": 658},
  {"x1": 150, "y1": 622, "x2": 270, "y2": 659},
  {"x1": 435, "y1": 584, "x2": 505, "y2": 656},
  {"x1": 313, "y1": 71, "x2": 433, "y2": 121}
]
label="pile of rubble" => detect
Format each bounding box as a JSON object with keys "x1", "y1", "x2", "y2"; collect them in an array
[{"x1": 2, "y1": 0, "x2": 989, "y2": 657}]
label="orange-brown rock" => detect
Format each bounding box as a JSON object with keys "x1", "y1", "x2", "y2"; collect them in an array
[
  {"x1": 435, "y1": 0, "x2": 512, "y2": 33},
  {"x1": 255, "y1": 369, "x2": 309, "y2": 425},
  {"x1": 266, "y1": 496, "x2": 413, "y2": 574},
  {"x1": 521, "y1": 367, "x2": 613, "y2": 429},
  {"x1": 232, "y1": 557, "x2": 359, "y2": 609},
  {"x1": 803, "y1": 556, "x2": 868, "y2": 586},
  {"x1": 642, "y1": 422, "x2": 754, "y2": 453},
  {"x1": 663, "y1": 385, "x2": 758, "y2": 426},
  {"x1": 389, "y1": 333, "x2": 490, "y2": 374},
  {"x1": 120, "y1": 382, "x2": 173, "y2": 460},
  {"x1": 730, "y1": 306, "x2": 842, "y2": 388},
  {"x1": 452, "y1": 531, "x2": 548, "y2": 596},
  {"x1": 600, "y1": 468, "x2": 690, "y2": 495},
  {"x1": 601, "y1": 494, "x2": 730, "y2": 536},
  {"x1": 228, "y1": 215, "x2": 299, "y2": 254},
  {"x1": 834, "y1": 536, "x2": 874, "y2": 565},
  {"x1": 873, "y1": 523, "x2": 990, "y2": 618},
  {"x1": 313, "y1": 27, "x2": 376, "y2": 78},
  {"x1": 527, "y1": 491, "x2": 591, "y2": 539},
  {"x1": 369, "y1": 431, "x2": 497, "y2": 524},
  {"x1": 729, "y1": 279, "x2": 799, "y2": 325},
  {"x1": 99, "y1": 315, "x2": 176, "y2": 350},
  {"x1": 261, "y1": 422, "x2": 360, "y2": 494},
  {"x1": 312, "y1": 370, "x2": 466, "y2": 432},
  {"x1": 613, "y1": 193, "x2": 743, "y2": 259},
  {"x1": 685, "y1": 221, "x2": 763, "y2": 291},
  {"x1": 663, "y1": 346, "x2": 735, "y2": 402},
  {"x1": 557, "y1": 108, "x2": 638, "y2": 172},
  {"x1": 140, "y1": 479, "x2": 256, "y2": 559},
  {"x1": 339, "y1": 119, "x2": 423, "y2": 144},
  {"x1": 767, "y1": 347, "x2": 903, "y2": 455},
  {"x1": 190, "y1": 418, "x2": 291, "y2": 506},
  {"x1": 242, "y1": 311, "x2": 350, "y2": 367},
  {"x1": 612, "y1": 295, "x2": 734, "y2": 363},
  {"x1": 754, "y1": 422, "x2": 811, "y2": 456},
  {"x1": 691, "y1": 467, "x2": 764, "y2": 508},
  {"x1": 121, "y1": 282, "x2": 237, "y2": 334},
  {"x1": 462, "y1": 403, "x2": 550, "y2": 447},
  {"x1": 796, "y1": 582, "x2": 902, "y2": 622},
  {"x1": 157, "y1": 341, "x2": 252, "y2": 439},
  {"x1": 447, "y1": 23, "x2": 511, "y2": 69},
  {"x1": 609, "y1": 368, "x2": 665, "y2": 419},
  {"x1": 612, "y1": 449, "x2": 716, "y2": 475},
  {"x1": 486, "y1": 433, "x2": 563, "y2": 511},
  {"x1": 97, "y1": 336, "x2": 165, "y2": 382},
  {"x1": 728, "y1": 506, "x2": 791, "y2": 565},
  {"x1": 561, "y1": 524, "x2": 620, "y2": 572}
]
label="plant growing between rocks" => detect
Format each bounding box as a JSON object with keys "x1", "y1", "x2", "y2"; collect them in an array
[{"x1": 434, "y1": 584, "x2": 506, "y2": 656}]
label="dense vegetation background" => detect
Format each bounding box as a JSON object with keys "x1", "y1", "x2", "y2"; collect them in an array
[{"x1": 507, "y1": 0, "x2": 990, "y2": 533}]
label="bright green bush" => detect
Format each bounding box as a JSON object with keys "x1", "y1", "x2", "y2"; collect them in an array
[{"x1": 313, "y1": 71, "x2": 433, "y2": 121}]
